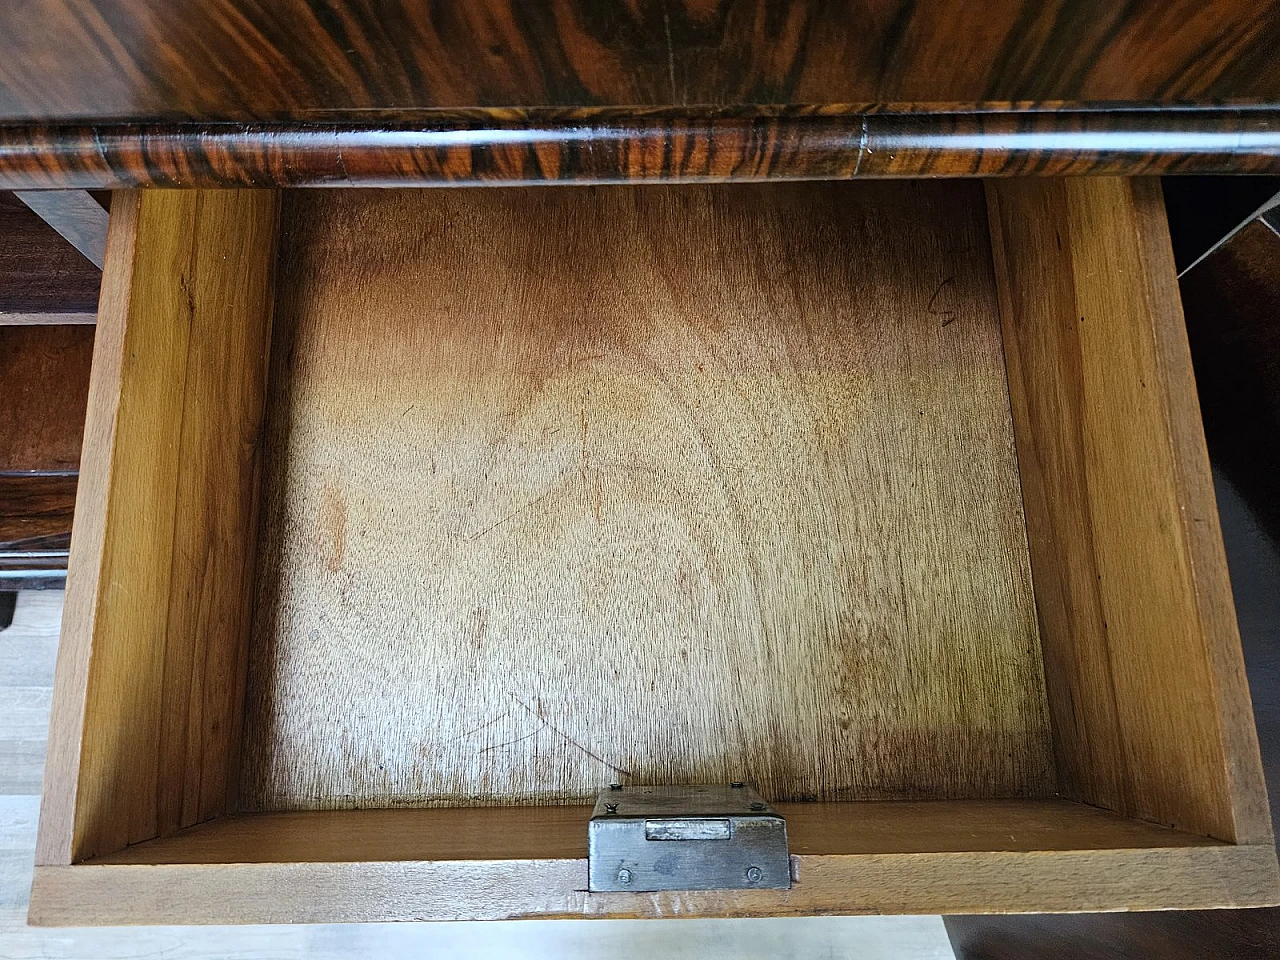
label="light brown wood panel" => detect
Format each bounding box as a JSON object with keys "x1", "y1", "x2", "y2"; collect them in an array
[
  {"x1": 35, "y1": 190, "x2": 279, "y2": 865},
  {"x1": 88, "y1": 800, "x2": 1218, "y2": 866},
  {"x1": 52, "y1": 799, "x2": 1276, "y2": 923},
  {"x1": 985, "y1": 178, "x2": 1272, "y2": 844},
  {"x1": 238, "y1": 182, "x2": 1053, "y2": 811},
  {"x1": 6, "y1": 592, "x2": 957, "y2": 948},
  {"x1": 29, "y1": 843, "x2": 1279, "y2": 925}
]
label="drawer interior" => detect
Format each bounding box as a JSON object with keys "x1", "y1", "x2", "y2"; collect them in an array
[
  {"x1": 29, "y1": 178, "x2": 1277, "y2": 923},
  {"x1": 241, "y1": 182, "x2": 1051, "y2": 811}
]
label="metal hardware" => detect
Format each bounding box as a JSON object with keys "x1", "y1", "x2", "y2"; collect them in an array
[
  {"x1": 588, "y1": 784, "x2": 790, "y2": 892},
  {"x1": 645, "y1": 818, "x2": 731, "y2": 841}
]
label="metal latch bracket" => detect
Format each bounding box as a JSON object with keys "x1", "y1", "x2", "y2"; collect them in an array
[{"x1": 587, "y1": 783, "x2": 791, "y2": 892}]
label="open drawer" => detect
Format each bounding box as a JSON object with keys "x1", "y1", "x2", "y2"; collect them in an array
[{"x1": 30, "y1": 179, "x2": 1279, "y2": 924}]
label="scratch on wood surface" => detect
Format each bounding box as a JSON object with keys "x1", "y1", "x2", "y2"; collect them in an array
[
  {"x1": 467, "y1": 489, "x2": 554, "y2": 541},
  {"x1": 443, "y1": 711, "x2": 511, "y2": 745},
  {"x1": 510, "y1": 694, "x2": 633, "y2": 778},
  {"x1": 480, "y1": 729, "x2": 540, "y2": 754}
]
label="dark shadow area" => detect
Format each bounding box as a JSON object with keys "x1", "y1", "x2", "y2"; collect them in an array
[{"x1": 1161, "y1": 176, "x2": 1279, "y2": 272}]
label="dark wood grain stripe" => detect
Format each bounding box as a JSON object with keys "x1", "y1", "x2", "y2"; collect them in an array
[
  {"x1": 0, "y1": 474, "x2": 78, "y2": 547},
  {"x1": 0, "y1": 1, "x2": 1277, "y2": 120},
  {"x1": 0, "y1": 108, "x2": 1276, "y2": 188}
]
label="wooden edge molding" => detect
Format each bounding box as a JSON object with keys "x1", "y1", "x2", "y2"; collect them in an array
[
  {"x1": 28, "y1": 844, "x2": 1280, "y2": 925},
  {"x1": 0, "y1": 107, "x2": 1276, "y2": 188}
]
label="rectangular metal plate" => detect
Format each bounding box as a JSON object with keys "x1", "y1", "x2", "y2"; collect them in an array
[
  {"x1": 645, "y1": 818, "x2": 731, "y2": 841},
  {"x1": 588, "y1": 784, "x2": 791, "y2": 892}
]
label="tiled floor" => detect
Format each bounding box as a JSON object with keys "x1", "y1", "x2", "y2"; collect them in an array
[{"x1": 0, "y1": 591, "x2": 954, "y2": 960}]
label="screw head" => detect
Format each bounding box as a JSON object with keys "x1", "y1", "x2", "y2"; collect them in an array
[
  {"x1": 617, "y1": 868, "x2": 634, "y2": 885},
  {"x1": 609, "y1": 782, "x2": 623, "y2": 790},
  {"x1": 730, "y1": 781, "x2": 744, "y2": 788},
  {"x1": 604, "y1": 802, "x2": 618, "y2": 815},
  {"x1": 745, "y1": 866, "x2": 763, "y2": 883},
  {"x1": 749, "y1": 801, "x2": 766, "y2": 811}
]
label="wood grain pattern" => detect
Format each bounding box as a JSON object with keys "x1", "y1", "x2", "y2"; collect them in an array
[
  {"x1": 28, "y1": 844, "x2": 1280, "y2": 925},
  {"x1": 87, "y1": 800, "x2": 1220, "y2": 866},
  {"x1": 0, "y1": 192, "x2": 99, "y2": 320},
  {"x1": 239, "y1": 182, "x2": 1052, "y2": 811},
  {"x1": 63, "y1": 800, "x2": 1276, "y2": 922},
  {"x1": 29, "y1": 176, "x2": 1280, "y2": 924},
  {"x1": 0, "y1": 476, "x2": 76, "y2": 549},
  {"x1": 0, "y1": 479, "x2": 77, "y2": 587},
  {"x1": 946, "y1": 368, "x2": 1280, "y2": 960},
  {"x1": 3, "y1": 593, "x2": 955, "y2": 951},
  {"x1": 0, "y1": 1, "x2": 1276, "y2": 119},
  {"x1": 0, "y1": 325, "x2": 93, "y2": 472},
  {"x1": 35, "y1": 190, "x2": 279, "y2": 866},
  {"x1": 986, "y1": 178, "x2": 1273, "y2": 845},
  {"x1": 0, "y1": 108, "x2": 1276, "y2": 190},
  {"x1": 1, "y1": 0, "x2": 1278, "y2": 186}
]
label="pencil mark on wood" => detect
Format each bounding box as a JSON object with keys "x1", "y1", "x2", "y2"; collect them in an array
[{"x1": 927, "y1": 275, "x2": 957, "y2": 326}]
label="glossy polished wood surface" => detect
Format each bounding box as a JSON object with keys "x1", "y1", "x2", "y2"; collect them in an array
[
  {"x1": 1, "y1": 1, "x2": 1277, "y2": 117},
  {"x1": 0, "y1": 474, "x2": 78, "y2": 588},
  {"x1": 0, "y1": 108, "x2": 1277, "y2": 188},
  {"x1": 0, "y1": 1, "x2": 1277, "y2": 185}
]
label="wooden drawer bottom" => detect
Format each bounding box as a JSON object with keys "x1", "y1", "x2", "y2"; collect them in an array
[{"x1": 30, "y1": 179, "x2": 1278, "y2": 924}]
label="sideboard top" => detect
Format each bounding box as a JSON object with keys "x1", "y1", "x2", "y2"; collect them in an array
[{"x1": 0, "y1": 0, "x2": 1277, "y2": 186}]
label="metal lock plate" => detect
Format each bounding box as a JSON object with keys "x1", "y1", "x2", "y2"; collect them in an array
[{"x1": 587, "y1": 784, "x2": 791, "y2": 892}]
